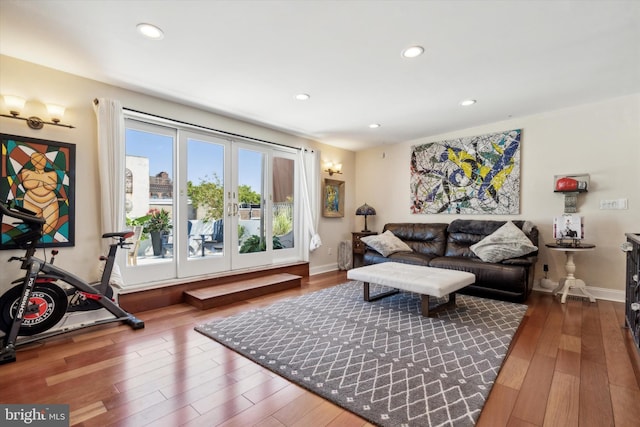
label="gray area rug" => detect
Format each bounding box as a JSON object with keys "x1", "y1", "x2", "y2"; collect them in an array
[{"x1": 195, "y1": 282, "x2": 527, "y2": 427}]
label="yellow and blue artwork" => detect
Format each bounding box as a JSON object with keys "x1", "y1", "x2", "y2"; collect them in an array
[
  {"x1": 322, "y1": 179, "x2": 345, "y2": 217},
  {"x1": 410, "y1": 129, "x2": 521, "y2": 214}
]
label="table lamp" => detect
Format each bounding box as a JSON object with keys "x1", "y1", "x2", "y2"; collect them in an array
[{"x1": 356, "y1": 203, "x2": 376, "y2": 232}]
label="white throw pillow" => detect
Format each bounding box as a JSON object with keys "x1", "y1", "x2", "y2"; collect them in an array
[
  {"x1": 361, "y1": 230, "x2": 413, "y2": 257},
  {"x1": 470, "y1": 221, "x2": 538, "y2": 263},
  {"x1": 97, "y1": 261, "x2": 125, "y2": 288}
]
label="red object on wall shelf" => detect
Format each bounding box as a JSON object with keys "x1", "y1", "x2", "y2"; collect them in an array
[
  {"x1": 556, "y1": 177, "x2": 578, "y2": 191},
  {"x1": 554, "y1": 176, "x2": 588, "y2": 193}
]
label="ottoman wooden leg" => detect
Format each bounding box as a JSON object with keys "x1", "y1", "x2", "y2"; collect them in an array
[
  {"x1": 421, "y1": 295, "x2": 431, "y2": 316},
  {"x1": 421, "y1": 293, "x2": 456, "y2": 316},
  {"x1": 363, "y1": 282, "x2": 399, "y2": 301}
]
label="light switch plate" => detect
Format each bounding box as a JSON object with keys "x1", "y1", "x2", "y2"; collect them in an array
[{"x1": 600, "y1": 198, "x2": 628, "y2": 209}]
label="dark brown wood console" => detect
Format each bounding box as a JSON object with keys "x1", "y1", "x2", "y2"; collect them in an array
[{"x1": 624, "y1": 233, "x2": 640, "y2": 355}]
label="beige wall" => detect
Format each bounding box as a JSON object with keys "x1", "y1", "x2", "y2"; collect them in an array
[
  {"x1": 356, "y1": 94, "x2": 640, "y2": 295},
  {"x1": 0, "y1": 55, "x2": 356, "y2": 288}
]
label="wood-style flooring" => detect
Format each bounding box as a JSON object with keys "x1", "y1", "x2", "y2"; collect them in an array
[{"x1": 1, "y1": 270, "x2": 639, "y2": 426}]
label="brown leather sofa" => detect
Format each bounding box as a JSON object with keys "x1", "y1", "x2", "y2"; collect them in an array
[{"x1": 362, "y1": 220, "x2": 538, "y2": 303}]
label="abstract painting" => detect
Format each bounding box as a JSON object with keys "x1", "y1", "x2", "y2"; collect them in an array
[
  {"x1": 410, "y1": 129, "x2": 521, "y2": 214},
  {"x1": 1, "y1": 133, "x2": 76, "y2": 248}
]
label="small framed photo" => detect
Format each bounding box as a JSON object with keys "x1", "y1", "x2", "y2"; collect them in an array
[
  {"x1": 322, "y1": 179, "x2": 344, "y2": 217},
  {"x1": 553, "y1": 215, "x2": 584, "y2": 240}
]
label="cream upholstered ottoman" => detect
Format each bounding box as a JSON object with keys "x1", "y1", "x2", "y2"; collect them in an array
[{"x1": 347, "y1": 262, "x2": 476, "y2": 316}]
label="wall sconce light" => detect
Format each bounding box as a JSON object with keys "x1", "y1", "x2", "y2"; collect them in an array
[
  {"x1": 1, "y1": 95, "x2": 75, "y2": 129},
  {"x1": 324, "y1": 161, "x2": 343, "y2": 176}
]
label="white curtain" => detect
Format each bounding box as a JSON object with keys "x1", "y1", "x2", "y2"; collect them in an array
[
  {"x1": 93, "y1": 98, "x2": 125, "y2": 234},
  {"x1": 299, "y1": 149, "x2": 321, "y2": 260}
]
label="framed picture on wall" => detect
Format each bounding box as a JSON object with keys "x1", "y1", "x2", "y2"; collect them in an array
[
  {"x1": 1, "y1": 133, "x2": 76, "y2": 248},
  {"x1": 322, "y1": 178, "x2": 344, "y2": 217}
]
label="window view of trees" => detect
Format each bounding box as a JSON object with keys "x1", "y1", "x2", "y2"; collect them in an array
[
  {"x1": 238, "y1": 184, "x2": 261, "y2": 206},
  {"x1": 187, "y1": 174, "x2": 224, "y2": 222},
  {"x1": 186, "y1": 178, "x2": 263, "y2": 222}
]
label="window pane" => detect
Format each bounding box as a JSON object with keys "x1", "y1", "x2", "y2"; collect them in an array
[
  {"x1": 273, "y1": 157, "x2": 294, "y2": 249},
  {"x1": 125, "y1": 128, "x2": 174, "y2": 264},
  {"x1": 238, "y1": 148, "x2": 265, "y2": 253},
  {"x1": 187, "y1": 138, "x2": 224, "y2": 258}
]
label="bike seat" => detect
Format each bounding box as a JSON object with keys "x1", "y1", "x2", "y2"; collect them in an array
[{"x1": 102, "y1": 231, "x2": 134, "y2": 239}]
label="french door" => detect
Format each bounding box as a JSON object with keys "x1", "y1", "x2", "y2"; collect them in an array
[
  {"x1": 121, "y1": 118, "x2": 299, "y2": 286},
  {"x1": 177, "y1": 131, "x2": 230, "y2": 277},
  {"x1": 123, "y1": 119, "x2": 177, "y2": 285}
]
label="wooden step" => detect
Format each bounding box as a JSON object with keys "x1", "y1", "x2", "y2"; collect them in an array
[{"x1": 183, "y1": 273, "x2": 302, "y2": 310}]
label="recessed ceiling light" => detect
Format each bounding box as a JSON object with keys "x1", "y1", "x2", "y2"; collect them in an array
[
  {"x1": 460, "y1": 99, "x2": 477, "y2": 106},
  {"x1": 401, "y1": 45, "x2": 424, "y2": 58},
  {"x1": 137, "y1": 23, "x2": 164, "y2": 40},
  {"x1": 295, "y1": 93, "x2": 310, "y2": 101},
  {"x1": 369, "y1": 123, "x2": 381, "y2": 129}
]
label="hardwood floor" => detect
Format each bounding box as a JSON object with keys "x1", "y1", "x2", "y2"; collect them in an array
[{"x1": 1, "y1": 270, "x2": 639, "y2": 426}]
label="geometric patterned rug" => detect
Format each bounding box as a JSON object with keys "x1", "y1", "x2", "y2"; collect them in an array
[{"x1": 195, "y1": 281, "x2": 527, "y2": 427}]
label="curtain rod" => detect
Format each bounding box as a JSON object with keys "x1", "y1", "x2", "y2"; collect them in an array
[{"x1": 93, "y1": 98, "x2": 313, "y2": 152}]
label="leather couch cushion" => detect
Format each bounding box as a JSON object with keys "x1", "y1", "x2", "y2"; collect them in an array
[
  {"x1": 383, "y1": 223, "x2": 448, "y2": 257},
  {"x1": 447, "y1": 219, "x2": 508, "y2": 235},
  {"x1": 364, "y1": 250, "x2": 434, "y2": 266}
]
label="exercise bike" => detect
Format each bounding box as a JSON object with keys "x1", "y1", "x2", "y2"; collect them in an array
[{"x1": 0, "y1": 201, "x2": 144, "y2": 364}]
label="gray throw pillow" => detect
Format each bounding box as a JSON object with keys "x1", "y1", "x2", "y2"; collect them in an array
[
  {"x1": 361, "y1": 230, "x2": 413, "y2": 257},
  {"x1": 470, "y1": 221, "x2": 537, "y2": 263}
]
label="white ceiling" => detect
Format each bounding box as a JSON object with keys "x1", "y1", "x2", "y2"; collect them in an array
[{"x1": 1, "y1": 0, "x2": 639, "y2": 152}]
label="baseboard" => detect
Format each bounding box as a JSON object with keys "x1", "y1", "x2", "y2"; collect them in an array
[
  {"x1": 310, "y1": 262, "x2": 339, "y2": 276},
  {"x1": 533, "y1": 280, "x2": 624, "y2": 302}
]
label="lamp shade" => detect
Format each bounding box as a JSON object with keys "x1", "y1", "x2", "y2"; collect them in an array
[
  {"x1": 355, "y1": 203, "x2": 376, "y2": 232},
  {"x1": 46, "y1": 104, "x2": 65, "y2": 121},
  {"x1": 355, "y1": 203, "x2": 376, "y2": 216},
  {"x1": 3, "y1": 95, "x2": 25, "y2": 114}
]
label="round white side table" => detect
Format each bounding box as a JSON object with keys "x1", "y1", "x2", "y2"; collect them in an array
[{"x1": 545, "y1": 243, "x2": 596, "y2": 303}]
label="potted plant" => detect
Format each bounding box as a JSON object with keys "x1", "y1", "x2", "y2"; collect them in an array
[
  {"x1": 239, "y1": 235, "x2": 283, "y2": 253},
  {"x1": 144, "y1": 208, "x2": 173, "y2": 256},
  {"x1": 126, "y1": 214, "x2": 151, "y2": 239}
]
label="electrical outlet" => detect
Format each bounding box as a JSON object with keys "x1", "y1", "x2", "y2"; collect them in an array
[{"x1": 328, "y1": 247, "x2": 332, "y2": 255}]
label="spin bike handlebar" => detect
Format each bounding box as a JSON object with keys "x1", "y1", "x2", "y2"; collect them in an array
[
  {"x1": 0, "y1": 201, "x2": 45, "y2": 226},
  {"x1": 2, "y1": 201, "x2": 133, "y2": 246},
  {"x1": 1, "y1": 201, "x2": 45, "y2": 249}
]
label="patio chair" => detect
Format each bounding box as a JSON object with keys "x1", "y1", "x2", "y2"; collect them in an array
[
  {"x1": 161, "y1": 233, "x2": 173, "y2": 258},
  {"x1": 199, "y1": 218, "x2": 224, "y2": 256},
  {"x1": 126, "y1": 225, "x2": 144, "y2": 265}
]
